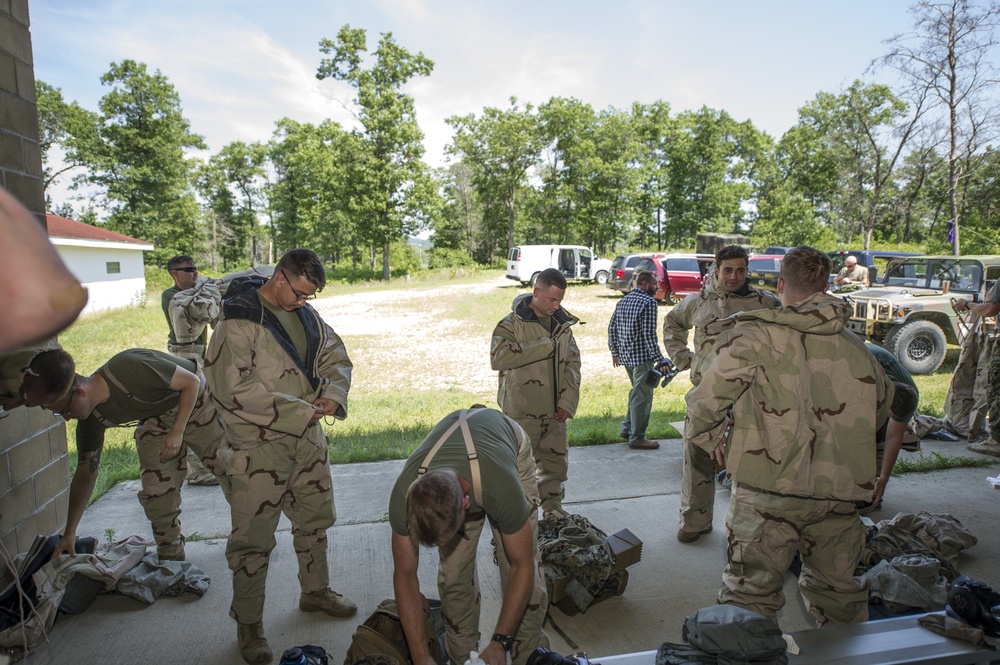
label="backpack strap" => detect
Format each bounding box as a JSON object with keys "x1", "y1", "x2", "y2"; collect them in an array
[
  {"x1": 417, "y1": 409, "x2": 483, "y2": 507},
  {"x1": 100, "y1": 364, "x2": 176, "y2": 407}
]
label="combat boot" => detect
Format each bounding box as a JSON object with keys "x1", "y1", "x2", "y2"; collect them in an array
[
  {"x1": 237, "y1": 621, "x2": 272, "y2": 664},
  {"x1": 299, "y1": 587, "x2": 357, "y2": 618}
]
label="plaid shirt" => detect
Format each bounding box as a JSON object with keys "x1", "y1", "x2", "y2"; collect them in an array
[{"x1": 608, "y1": 288, "x2": 663, "y2": 367}]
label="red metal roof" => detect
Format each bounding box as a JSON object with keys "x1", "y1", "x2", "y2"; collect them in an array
[{"x1": 46, "y1": 214, "x2": 151, "y2": 246}]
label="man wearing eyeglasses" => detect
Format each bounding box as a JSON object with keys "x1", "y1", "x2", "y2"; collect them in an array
[
  {"x1": 162, "y1": 255, "x2": 221, "y2": 486},
  {"x1": 204, "y1": 248, "x2": 354, "y2": 665},
  {"x1": 45, "y1": 348, "x2": 230, "y2": 562}
]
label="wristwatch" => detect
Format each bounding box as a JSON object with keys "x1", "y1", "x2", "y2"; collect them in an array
[{"x1": 491, "y1": 633, "x2": 514, "y2": 652}]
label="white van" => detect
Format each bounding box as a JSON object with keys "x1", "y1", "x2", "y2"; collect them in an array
[{"x1": 506, "y1": 245, "x2": 612, "y2": 286}]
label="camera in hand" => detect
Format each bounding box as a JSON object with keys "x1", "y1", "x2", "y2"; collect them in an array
[
  {"x1": 526, "y1": 647, "x2": 593, "y2": 665},
  {"x1": 645, "y1": 358, "x2": 679, "y2": 388}
]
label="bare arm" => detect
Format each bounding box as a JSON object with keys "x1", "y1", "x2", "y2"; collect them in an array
[
  {"x1": 874, "y1": 419, "x2": 907, "y2": 505},
  {"x1": 479, "y1": 520, "x2": 536, "y2": 665},
  {"x1": 391, "y1": 532, "x2": 437, "y2": 665},
  {"x1": 956, "y1": 299, "x2": 1000, "y2": 318},
  {"x1": 52, "y1": 447, "x2": 102, "y2": 558}
]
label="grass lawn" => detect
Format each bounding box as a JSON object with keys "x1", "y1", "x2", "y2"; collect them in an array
[{"x1": 56, "y1": 270, "x2": 968, "y2": 503}]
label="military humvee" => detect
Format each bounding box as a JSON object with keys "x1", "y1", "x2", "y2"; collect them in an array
[{"x1": 843, "y1": 255, "x2": 1000, "y2": 375}]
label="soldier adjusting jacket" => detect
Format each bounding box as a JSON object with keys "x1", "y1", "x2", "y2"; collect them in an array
[
  {"x1": 491, "y1": 293, "x2": 581, "y2": 419},
  {"x1": 205, "y1": 276, "x2": 352, "y2": 448},
  {"x1": 684, "y1": 291, "x2": 893, "y2": 502},
  {"x1": 663, "y1": 276, "x2": 778, "y2": 386}
]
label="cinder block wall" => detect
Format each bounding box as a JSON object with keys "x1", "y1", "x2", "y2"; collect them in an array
[{"x1": 0, "y1": 0, "x2": 70, "y2": 556}]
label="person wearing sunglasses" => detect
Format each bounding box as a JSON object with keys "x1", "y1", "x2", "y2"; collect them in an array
[
  {"x1": 163, "y1": 255, "x2": 221, "y2": 487},
  {"x1": 204, "y1": 248, "x2": 353, "y2": 665}
]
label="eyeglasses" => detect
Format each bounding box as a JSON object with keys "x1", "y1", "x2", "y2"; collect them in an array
[
  {"x1": 172, "y1": 266, "x2": 198, "y2": 273},
  {"x1": 49, "y1": 391, "x2": 76, "y2": 419},
  {"x1": 280, "y1": 269, "x2": 317, "y2": 301}
]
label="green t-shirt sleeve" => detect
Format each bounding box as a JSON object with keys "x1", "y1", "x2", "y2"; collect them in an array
[{"x1": 76, "y1": 416, "x2": 107, "y2": 457}]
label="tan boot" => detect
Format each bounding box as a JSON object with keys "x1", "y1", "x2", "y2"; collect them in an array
[
  {"x1": 237, "y1": 621, "x2": 272, "y2": 664},
  {"x1": 299, "y1": 587, "x2": 357, "y2": 618}
]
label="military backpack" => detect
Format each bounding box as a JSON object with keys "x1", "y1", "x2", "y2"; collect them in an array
[{"x1": 344, "y1": 597, "x2": 442, "y2": 665}]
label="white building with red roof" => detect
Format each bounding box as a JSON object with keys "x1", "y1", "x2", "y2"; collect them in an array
[{"x1": 46, "y1": 214, "x2": 154, "y2": 315}]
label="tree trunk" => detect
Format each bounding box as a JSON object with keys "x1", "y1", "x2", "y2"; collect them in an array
[{"x1": 382, "y1": 240, "x2": 390, "y2": 281}]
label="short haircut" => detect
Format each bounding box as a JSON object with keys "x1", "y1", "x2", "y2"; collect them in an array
[
  {"x1": 26, "y1": 349, "x2": 75, "y2": 397},
  {"x1": 167, "y1": 255, "x2": 194, "y2": 271},
  {"x1": 535, "y1": 268, "x2": 567, "y2": 291},
  {"x1": 890, "y1": 382, "x2": 919, "y2": 421},
  {"x1": 277, "y1": 248, "x2": 326, "y2": 290},
  {"x1": 405, "y1": 470, "x2": 463, "y2": 548},
  {"x1": 779, "y1": 246, "x2": 832, "y2": 295},
  {"x1": 716, "y1": 245, "x2": 749, "y2": 265},
  {"x1": 635, "y1": 270, "x2": 656, "y2": 286}
]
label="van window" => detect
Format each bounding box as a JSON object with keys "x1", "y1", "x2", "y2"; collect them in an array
[
  {"x1": 508, "y1": 248, "x2": 519, "y2": 261},
  {"x1": 625, "y1": 256, "x2": 642, "y2": 268},
  {"x1": 665, "y1": 258, "x2": 699, "y2": 272},
  {"x1": 558, "y1": 248, "x2": 576, "y2": 274}
]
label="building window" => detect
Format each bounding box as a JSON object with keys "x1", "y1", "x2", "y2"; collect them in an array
[{"x1": 106, "y1": 261, "x2": 121, "y2": 274}]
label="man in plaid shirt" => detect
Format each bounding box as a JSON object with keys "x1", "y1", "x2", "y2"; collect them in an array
[{"x1": 608, "y1": 271, "x2": 664, "y2": 450}]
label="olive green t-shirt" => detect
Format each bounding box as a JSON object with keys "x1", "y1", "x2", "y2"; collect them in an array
[
  {"x1": 866, "y1": 342, "x2": 918, "y2": 422},
  {"x1": 388, "y1": 409, "x2": 531, "y2": 537},
  {"x1": 258, "y1": 292, "x2": 308, "y2": 360},
  {"x1": 76, "y1": 349, "x2": 197, "y2": 455}
]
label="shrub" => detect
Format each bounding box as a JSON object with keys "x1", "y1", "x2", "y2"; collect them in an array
[{"x1": 427, "y1": 247, "x2": 476, "y2": 270}]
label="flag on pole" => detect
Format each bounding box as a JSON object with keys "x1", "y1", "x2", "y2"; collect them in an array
[{"x1": 947, "y1": 219, "x2": 956, "y2": 244}]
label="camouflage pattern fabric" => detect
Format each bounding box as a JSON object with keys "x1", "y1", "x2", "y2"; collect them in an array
[
  {"x1": 436, "y1": 421, "x2": 547, "y2": 665},
  {"x1": 721, "y1": 484, "x2": 869, "y2": 625},
  {"x1": 537, "y1": 513, "x2": 614, "y2": 612},
  {"x1": 989, "y1": 336, "x2": 1000, "y2": 444},
  {"x1": 938, "y1": 314, "x2": 992, "y2": 440},
  {"x1": 515, "y1": 416, "x2": 567, "y2": 514},
  {"x1": 225, "y1": 426, "x2": 334, "y2": 624},
  {"x1": 663, "y1": 276, "x2": 779, "y2": 534},
  {"x1": 491, "y1": 293, "x2": 581, "y2": 514},
  {"x1": 857, "y1": 522, "x2": 959, "y2": 582},
  {"x1": 133, "y1": 376, "x2": 231, "y2": 558},
  {"x1": 685, "y1": 292, "x2": 892, "y2": 502},
  {"x1": 167, "y1": 277, "x2": 222, "y2": 348}
]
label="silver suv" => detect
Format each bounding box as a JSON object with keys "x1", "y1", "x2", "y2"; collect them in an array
[{"x1": 844, "y1": 255, "x2": 1000, "y2": 375}]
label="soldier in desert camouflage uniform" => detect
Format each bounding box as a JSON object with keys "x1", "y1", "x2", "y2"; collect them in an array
[
  {"x1": 205, "y1": 248, "x2": 354, "y2": 665},
  {"x1": 686, "y1": 246, "x2": 893, "y2": 626},
  {"x1": 663, "y1": 245, "x2": 779, "y2": 543},
  {"x1": 0, "y1": 343, "x2": 74, "y2": 414},
  {"x1": 956, "y1": 282, "x2": 1000, "y2": 457},
  {"x1": 491, "y1": 268, "x2": 581, "y2": 517},
  {"x1": 162, "y1": 255, "x2": 222, "y2": 485},
  {"x1": 46, "y1": 348, "x2": 230, "y2": 561}
]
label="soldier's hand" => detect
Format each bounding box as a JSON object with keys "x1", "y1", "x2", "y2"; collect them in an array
[
  {"x1": 555, "y1": 407, "x2": 571, "y2": 422},
  {"x1": 955, "y1": 299, "x2": 968, "y2": 311},
  {"x1": 51, "y1": 533, "x2": 77, "y2": 559},
  {"x1": 479, "y1": 641, "x2": 506, "y2": 665},
  {"x1": 160, "y1": 433, "x2": 183, "y2": 462},
  {"x1": 710, "y1": 441, "x2": 726, "y2": 467}
]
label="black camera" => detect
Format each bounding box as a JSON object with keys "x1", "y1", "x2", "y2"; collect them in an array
[
  {"x1": 645, "y1": 358, "x2": 679, "y2": 388},
  {"x1": 526, "y1": 648, "x2": 592, "y2": 665}
]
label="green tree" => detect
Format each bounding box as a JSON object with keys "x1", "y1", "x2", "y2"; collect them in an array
[
  {"x1": 74, "y1": 60, "x2": 205, "y2": 262},
  {"x1": 34, "y1": 80, "x2": 98, "y2": 203},
  {"x1": 876, "y1": 0, "x2": 1000, "y2": 254},
  {"x1": 446, "y1": 98, "x2": 543, "y2": 258},
  {"x1": 208, "y1": 141, "x2": 270, "y2": 265},
  {"x1": 316, "y1": 25, "x2": 435, "y2": 280}
]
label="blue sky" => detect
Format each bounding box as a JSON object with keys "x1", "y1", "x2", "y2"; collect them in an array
[{"x1": 31, "y1": 0, "x2": 916, "y2": 169}]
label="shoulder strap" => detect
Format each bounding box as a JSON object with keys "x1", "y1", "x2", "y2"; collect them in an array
[
  {"x1": 100, "y1": 364, "x2": 175, "y2": 407},
  {"x1": 417, "y1": 410, "x2": 484, "y2": 507}
]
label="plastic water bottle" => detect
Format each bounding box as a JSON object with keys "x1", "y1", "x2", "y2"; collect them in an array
[
  {"x1": 464, "y1": 650, "x2": 483, "y2": 665},
  {"x1": 280, "y1": 647, "x2": 306, "y2": 665}
]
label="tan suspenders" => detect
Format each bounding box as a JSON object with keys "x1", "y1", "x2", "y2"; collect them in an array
[{"x1": 416, "y1": 409, "x2": 483, "y2": 507}]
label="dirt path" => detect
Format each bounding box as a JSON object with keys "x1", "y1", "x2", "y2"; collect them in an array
[{"x1": 311, "y1": 274, "x2": 683, "y2": 396}]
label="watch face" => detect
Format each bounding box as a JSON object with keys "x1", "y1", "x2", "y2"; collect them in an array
[{"x1": 492, "y1": 634, "x2": 513, "y2": 651}]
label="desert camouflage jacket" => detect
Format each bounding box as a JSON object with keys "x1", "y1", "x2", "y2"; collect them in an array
[
  {"x1": 0, "y1": 340, "x2": 60, "y2": 402},
  {"x1": 165, "y1": 277, "x2": 223, "y2": 359},
  {"x1": 491, "y1": 293, "x2": 581, "y2": 419},
  {"x1": 205, "y1": 276, "x2": 352, "y2": 448},
  {"x1": 684, "y1": 291, "x2": 893, "y2": 502},
  {"x1": 663, "y1": 276, "x2": 778, "y2": 386}
]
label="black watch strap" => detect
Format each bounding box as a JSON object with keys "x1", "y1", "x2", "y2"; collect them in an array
[{"x1": 491, "y1": 633, "x2": 514, "y2": 652}]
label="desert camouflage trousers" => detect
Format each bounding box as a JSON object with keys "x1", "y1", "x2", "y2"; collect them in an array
[
  {"x1": 720, "y1": 483, "x2": 868, "y2": 626},
  {"x1": 164, "y1": 344, "x2": 213, "y2": 481},
  {"x1": 225, "y1": 424, "x2": 335, "y2": 624},
  {"x1": 437, "y1": 424, "x2": 548, "y2": 665},
  {"x1": 512, "y1": 416, "x2": 567, "y2": 514},
  {"x1": 679, "y1": 439, "x2": 717, "y2": 535},
  {"x1": 134, "y1": 379, "x2": 231, "y2": 558},
  {"x1": 989, "y1": 339, "x2": 1000, "y2": 443}
]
